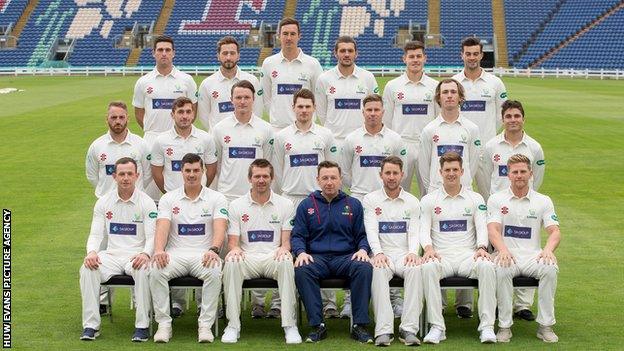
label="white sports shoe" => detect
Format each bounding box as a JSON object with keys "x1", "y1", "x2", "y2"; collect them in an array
[
  {"x1": 221, "y1": 326, "x2": 240, "y2": 343},
  {"x1": 284, "y1": 326, "x2": 302, "y2": 344},
  {"x1": 198, "y1": 326, "x2": 214, "y2": 343},
  {"x1": 423, "y1": 326, "x2": 446, "y2": 344},
  {"x1": 153, "y1": 325, "x2": 172, "y2": 343},
  {"x1": 480, "y1": 327, "x2": 497, "y2": 343}
]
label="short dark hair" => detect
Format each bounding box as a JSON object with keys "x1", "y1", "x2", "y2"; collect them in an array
[
  {"x1": 362, "y1": 94, "x2": 383, "y2": 107},
  {"x1": 108, "y1": 101, "x2": 127, "y2": 112},
  {"x1": 231, "y1": 79, "x2": 255, "y2": 96},
  {"x1": 217, "y1": 36, "x2": 240, "y2": 53},
  {"x1": 153, "y1": 35, "x2": 174, "y2": 51},
  {"x1": 381, "y1": 156, "x2": 403, "y2": 172},
  {"x1": 334, "y1": 35, "x2": 357, "y2": 52},
  {"x1": 293, "y1": 88, "x2": 315, "y2": 106},
  {"x1": 439, "y1": 152, "x2": 463, "y2": 168},
  {"x1": 435, "y1": 79, "x2": 465, "y2": 106},
  {"x1": 502, "y1": 100, "x2": 525, "y2": 119},
  {"x1": 317, "y1": 160, "x2": 341, "y2": 176},
  {"x1": 248, "y1": 158, "x2": 274, "y2": 179},
  {"x1": 181, "y1": 153, "x2": 203, "y2": 168},
  {"x1": 114, "y1": 157, "x2": 137, "y2": 172},
  {"x1": 172, "y1": 97, "x2": 193, "y2": 113},
  {"x1": 403, "y1": 40, "x2": 425, "y2": 54},
  {"x1": 278, "y1": 17, "x2": 300, "y2": 34},
  {"x1": 461, "y1": 36, "x2": 482, "y2": 52}
]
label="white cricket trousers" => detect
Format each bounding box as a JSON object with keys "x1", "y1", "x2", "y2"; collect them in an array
[
  {"x1": 222, "y1": 251, "x2": 297, "y2": 330},
  {"x1": 401, "y1": 140, "x2": 425, "y2": 196},
  {"x1": 371, "y1": 253, "x2": 422, "y2": 337},
  {"x1": 80, "y1": 251, "x2": 150, "y2": 329},
  {"x1": 421, "y1": 248, "x2": 496, "y2": 331},
  {"x1": 496, "y1": 253, "x2": 558, "y2": 328},
  {"x1": 149, "y1": 249, "x2": 222, "y2": 328}
]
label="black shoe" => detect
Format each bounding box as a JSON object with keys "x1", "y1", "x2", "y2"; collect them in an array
[
  {"x1": 456, "y1": 306, "x2": 473, "y2": 319},
  {"x1": 80, "y1": 328, "x2": 100, "y2": 341},
  {"x1": 99, "y1": 304, "x2": 108, "y2": 315},
  {"x1": 305, "y1": 324, "x2": 327, "y2": 343},
  {"x1": 351, "y1": 324, "x2": 373, "y2": 343},
  {"x1": 171, "y1": 306, "x2": 183, "y2": 318},
  {"x1": 131, "y1": 328, "x2": 149, "y2": 342},
  {"x1": 514, "y1": 309, "x2": 536, "y2": 321}
]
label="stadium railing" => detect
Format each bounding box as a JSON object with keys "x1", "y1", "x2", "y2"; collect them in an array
[{"x1": 0, "y1": 66, "x2": 622, "y2": 79}]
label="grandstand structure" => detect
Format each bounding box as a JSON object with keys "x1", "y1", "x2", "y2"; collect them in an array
[{"x1": 0, "y1": 0, "x2": 622, "y2": 69}]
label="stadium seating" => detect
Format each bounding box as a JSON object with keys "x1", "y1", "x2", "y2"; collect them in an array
[{"x1": 0, "y1": 0, "x2": 622, "y2": 69}]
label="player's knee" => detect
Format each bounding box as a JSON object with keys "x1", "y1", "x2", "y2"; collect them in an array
[
  {"x1": 539, "y1": 263, "x2": 558, "y2": 280},
  {"x1": 420, "y1": 261, "x2": 438, "y2": 277},
  {"x1": 495, "y1": 264, "x2": 514, "y2": 278},
  {"x1": 476, "y1": 259, "x2": 495, "y2": 274}
]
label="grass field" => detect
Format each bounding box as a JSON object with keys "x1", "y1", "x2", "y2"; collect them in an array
[{"x1": 1, "y1": 74, "x2": 623, "y2": 350}]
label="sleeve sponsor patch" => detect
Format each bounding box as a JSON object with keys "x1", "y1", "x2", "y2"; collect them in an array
[
  {"x1": 149, "y1": 212, "x2": 158, "y2": 218},
  {"x1": 536, "y1": 160, "x2": 545, "y2": 166},
  {"x1": 478, "y1": 204, "x2": 487, "y2": 211}
]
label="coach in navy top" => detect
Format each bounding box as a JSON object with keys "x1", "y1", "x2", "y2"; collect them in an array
[{"x1": 292, "y1": 160, "x2": 374, "y2": 344}]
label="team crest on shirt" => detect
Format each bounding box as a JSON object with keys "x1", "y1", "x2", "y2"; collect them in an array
[
  {"x1": 307, "y1": 208, "x2": 315, "y2": 215},
  {"x1": 313, "y1": 141, "x2": 323, "y2": 151},
  {"x1": 375, "y1": 207, "x2": 382, "y2": 216},
  {"x1": 242, "y1": 213, "x2": 249, "y2": 222},
  {"x1": 527, "y1": 209, "x2": 538, "y2": 219},
  {"x1": 106, "y1": 211, "x2": 113, "y2": 220},
  {"x1": 270, "y1": 214, "x2": 280, "y2": 224},
  {"x1": 100, "y1": 153, "x2": 107, "y2": 161},
  {"x1": 424, "y1": 92, "x2": 433, "y2": 102},
  {"x1": 201, "y1": 208, "x2": 211, "y2": 217},
  {"x1": 501, "y1": 206, "x2": 509, "y2": 215},
  {"x1": 195, "y1": 146, "x2": 203, "y2": 154},
  {"x1": 493, "y1": 154, "x2": 501, "y2": 162},
  {"x1": 341, "y1": 205, "x2": 351, "y2": 216},
  {"x1": 355, "y1": 145, "x2": 363, "y2": 154},
  {"x1": 403, "y1": 210, "x2": 411, "y2": 220},
  {"x1": 173, "y1": 84, "x2": 184, "y2": 94},
  {"x1": 481, "y1": 88, "x2": 492, "y2": 98},
  {"x1": 433, "y1": 135, "x2": 439, "y2": 143},
  {"x1": 285, "y1": 143, "x2": 292, "y2": 151},
  {"x1": 146, "y1": 86, "x2": 153, "y2": 94},
  {"x1": 272, "y1": 70, "x2": 278, "y2": 78},
  {"x1": 212, "y1": 91, "x2": 219, "y2": 99},
  {"x1": 397, "y1": 92, "x2": 404, "y2": 100},
  {"x1": 166, "y1": 147, "x2": 174, "y2": 156},
  {"x1": 355, "y1": 85, "x2": 366, "y2": 94},
  {"x1": 132, "y1": 213, "x2": 143, "y2": 223},
  {"x1": 463, "y1": 207, "x2": 472, "y2": 216},
  {"x1": 383, "y1": 146, "x2": 391, "y2": 155},
  {"x1": 173, "y1": 206, "x2": 180, "y2": 215},
  {"x1": 224, "y1": 135, "x2": 231, "y2": 144},
  {"x1": 460, "y1": 134, "x2": 468, "y2": 144},
  {"x1": 329, "y1": 86, "x2": 336, "y2": 94},
  {"x1": 253, "y1": 137, "x2": 262, "y2": 147},
  {"x1": 298, "y1": 73, "x2": 309, "y2": 82},
  {"x1": 434, "y1": 206, "x2": 442, "y2": 215}
]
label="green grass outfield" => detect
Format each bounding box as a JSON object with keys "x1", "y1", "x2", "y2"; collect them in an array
[{"x1": 0, "y1": 75, "x2": 623, "y2": 350}]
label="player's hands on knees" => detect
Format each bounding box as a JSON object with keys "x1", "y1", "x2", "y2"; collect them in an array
[
  {"x1": 494, "y1": 249, "x2": 515, "y2": 267},
  {"x1": 421, "y1": 247, "x2": 440, "y2": 263},
  {"x1": 153, "y1": 250, "x2": 169, "y2": 269},
  {"x1": 274, "y1": 247, "x2": 292, "y2": 262},
  {"x1": 84, "y1": 251, "x2": 101, "y2": 270},
  {"x1": 225, "y1": 247, "x2": 245, "y2": 262},
  {"x1": 372, "y1": 253, "x2": 389, "y2": 268},
  {"x1": 473, "y1": 247, "x2": 491, "y2": 261},
  {"x1": 295, "y1": 252, "x2": 313, "y2": 267},
  {"x1": 131, "y1": 253, "x2": 150, "y2": 269},
  {"x1": 537, "y1": 250, "x2": 557, "y2": 265},
  {"x1": 351, "y1": 249, "x2": 370, "y2": 263},
  {"x1": 203, "y1": 250, "x2": 221, "y2": 267},
  {"x1": 404, "y1": 253, "x2": 421, "y2": 267}
]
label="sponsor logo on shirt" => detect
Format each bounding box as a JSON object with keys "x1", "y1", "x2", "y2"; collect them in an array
[
  {"x1": 329, "y1": 86, "x2": 336, "y2": 94},
  {"x1": 402, "y1": 104, "x2": 428, "y2": 115},
  {"x1": 146, "y1": 86, "x2": 153, "y2": 94},
  {"x1": 478, "y1": 204, "x2": 487, "y2": 211},
  {"x1": 248, "y1": 230, "x2": 274, "y2": 242},
  {"x1": 152, "y1": 98, "x2": 175, "y2": 110},
  {"x1": 434, "y1": 206, "x2": 442, "y2": 215},
  {"x1": 171, "y1": 160, "x2": 183, "y2": 171},
  {"x1": 551, "y1": 214, "x2": 558, "y2": 221},
  {"x1": 378, "y1": 221, "x2": 407, "y2": 234},
  {"x1": 504, "y1": 225, "x2": 531, "y2": 239},
  {"x1": 106, "y1": 211, "x2": 113, "y2": 220},
  {"x1": 149, "y1": 212, "x2": 158, "y2": 219},
  {"x1": 436, "y1": 145, "x2": 464, "y2": 157},
  {"x1": 537, "y1": 159, "x2": 545, "y2": 166},
  {"x1": 218, "y1": 101, "x2": 234, "y2": 113},
  {"x1": 359, "y1": 155, "x2": 385, "y2": 167},
  {"x1": 271, "y1": 70, "x2": 278, "y2": 78},
  {"x1": 501, "y1": 206, "x2": 508, "y2": 215},
  {"x1": 433, "y1": 134, "x2": 439, "y2": 143},
  {"x1": 166, "y1": 147, "x2": 174, "y2": 156},
  {"x1": 173, "y1": 206, "x2": 180, "y2": 215},
  {"x1": 498, "y1": 165, "x2": 508, "y2": 176},
  {"x1": 228, "y1": 147, "x2": 256, "y2": 159},
  {"x1": 397, "y1": 92, "x2": 404, "y2": 100},
  {"x1": 224, "y1": 135, "x2": 231, "y2": 144},
  {"x1": 109, "y1": 222, "x2": 137, "y2": 235},
  {"x1": 461, "y1": 100, "x2": 486, "y2": 112},
  {"x1": 178, "y1": 224, "x2": 205, "y2": 236},
  {"x1": 100, "y1": 153, "x2": 107, "y2": 161},
  {"x1": 105, "y1": 164, "x2": 115, "y2": 175},
  {"x1": 307, "y1": 208, "x2": 315, "y2": 215},
  {"x1": 212, "y1": 91, "x2": 219, "y2": 99},
  {"x1": 375, "y1": 207, "x2": 382, "y2": 215},
  {"x1": 439, "y1": 220, "x2": 467, "y2": 232},
  {"x1": 242, "y1": 213, "x2": 249, "y2": 222},
  {"x1": 335, "y1": 99, "x2": 361, "y2": 110},
  {"x1": 290, "y1": 154, "x2": 319, "y2": 167},
  {"x1": 277, "y1": 84, "x2": 303, "y2": 95}
]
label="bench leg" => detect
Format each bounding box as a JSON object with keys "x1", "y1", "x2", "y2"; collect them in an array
[{"x1": 107, "y1": 287, "x2": 113, "y2": 323}]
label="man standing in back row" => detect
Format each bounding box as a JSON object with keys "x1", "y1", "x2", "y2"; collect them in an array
[{"x1": 261, "y1": 17, "x2": 323, "y2": 133}]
